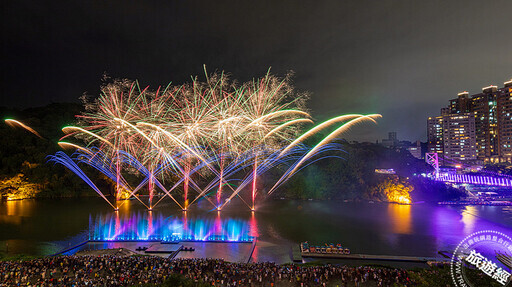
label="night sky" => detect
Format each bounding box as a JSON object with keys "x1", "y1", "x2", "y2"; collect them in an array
[{"x1": 1, "y1": 1, "x2": 511, "y2": 141}]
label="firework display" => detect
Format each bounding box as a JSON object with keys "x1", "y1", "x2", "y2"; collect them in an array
[
  {"x1": 5, "y1": 119, "x2": 44, "y2": 139},
  {"x1": 48, "y1": 71, "x2": 381, "y2": 211}
]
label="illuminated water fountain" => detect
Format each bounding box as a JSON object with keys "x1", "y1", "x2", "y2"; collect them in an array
[{"x1": 88, "y1": 212, "x2": 255, "y2": 242}]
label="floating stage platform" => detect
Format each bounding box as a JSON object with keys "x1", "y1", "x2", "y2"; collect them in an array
[
  {"x1": 144, "y1": 243, "x2": 182, "y2": 254},
  {"x1": 57, "y1": 239, "x2": 257, "y2": 263}
]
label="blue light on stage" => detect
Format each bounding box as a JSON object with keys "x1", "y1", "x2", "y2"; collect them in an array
[{"x1": 89, "y1": 212, "x2": 255, "y2": 242}]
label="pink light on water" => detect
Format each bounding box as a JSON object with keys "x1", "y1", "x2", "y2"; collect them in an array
[{"x1": 89, "y1": 212, "x2": 255, "y2": 242}]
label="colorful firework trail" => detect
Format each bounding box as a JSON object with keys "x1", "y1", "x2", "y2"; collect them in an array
[
  {"x1": 5, "y1": 119, "x2": 44, "y2": 139},
  {"x1": 50, "y1": 70, "x2": 381, "y2": 211}
]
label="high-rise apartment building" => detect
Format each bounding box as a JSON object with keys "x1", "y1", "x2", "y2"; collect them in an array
[
  {"x1": 427, "y1": 113, "x2": 476, "y2": 162},
  {"x1": 442, "y1": 113, "x2": 476, "y2": 161},
  {"x1": 427, "y1": 78, "x2": 512, "y2": 164},
  {"x1": 498, "y1": 80, "x2": 512, "y2": 162},
  {"x1": 427, "y1": 116, "x2": 443, "y2": 154},
  {"x1": 471, "y1": 85, "x2": 499, "y2": 161},
  {"x1": 449, "y1": 91, "x2": 471, "y2": 114}
]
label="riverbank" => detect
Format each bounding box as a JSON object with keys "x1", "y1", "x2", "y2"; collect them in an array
[
  {"x1": 0, "y1": 173, "x2": 42, "y2": 201},
  {"x1": 0, "y1": 173, "x2": 99, "y2": 201}
]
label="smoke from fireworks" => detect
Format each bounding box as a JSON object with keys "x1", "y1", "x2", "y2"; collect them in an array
[{"x1": 52, "y1": 69, "x2": 381, "y2": 211}]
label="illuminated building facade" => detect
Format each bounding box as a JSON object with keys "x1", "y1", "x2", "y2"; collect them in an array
[
  {"x1": 442, "y1": 113, "x2": 476, "y2": 161},
  {"x1": 427, "y1": 116, "x2": 444, "y2": 155},
  {"x1": 427, "y1": 78, "x2": 512, "y2": 164},
  {"x1": 449, "y1": 91, "x2": 472, "y2": 114},
  {"x1": 471, "y1": 85, "x2": 499, "y2": 161},
  {"x1": 497, "y1": 80, "x2": 512, "y2": 162}
]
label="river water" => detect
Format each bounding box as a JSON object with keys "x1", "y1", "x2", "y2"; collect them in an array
[{"x1": 1, "y1": 197, "x2": 511, "y2": 263}]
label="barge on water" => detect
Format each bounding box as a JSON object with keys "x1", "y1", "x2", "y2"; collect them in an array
[
  {"x1": 300, "y1": 242, "x2": 450, "y2": 263},
  {"x1": 301, "y1": 242, "x2": 350, "y2": 255}
]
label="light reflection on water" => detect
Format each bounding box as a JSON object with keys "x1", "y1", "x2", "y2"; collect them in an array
[
  {"x1": 0, "y1": 198, "x2": 510, "y2": 260},
  {"x1": 387, "y1": 204, "x2": 411, "y2": 234},
  {"x1": 461, "y1": 205, "x2": 477, "y2": 234},
  {"x1": 6, "y1": 199, "x2": 34, "y2": 217}
]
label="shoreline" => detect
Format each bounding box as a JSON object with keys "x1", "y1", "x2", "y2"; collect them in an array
[
  {"x1": 0, "y1": 253, "x2": 457, "y2": 286},
  {"x1": 2, "y1": 239, "x2": 450, "y2": 271},
  {"x1": 5, "y1": 196, "x2": 512, "y2": 208},
  {"x1": 2, "y1": 247, "x2": 448, "y2": 267}
]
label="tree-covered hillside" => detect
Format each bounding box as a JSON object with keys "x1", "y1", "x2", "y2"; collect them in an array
[{"x1": 0, "y1": 103, "x2": 462, "y2": 202}]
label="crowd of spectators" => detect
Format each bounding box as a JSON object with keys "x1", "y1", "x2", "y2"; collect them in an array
[{"x1": 1, "y1": 254, "x2": 415, "y2": 286}]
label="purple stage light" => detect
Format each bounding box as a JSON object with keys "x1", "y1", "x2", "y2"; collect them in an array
[{"x1": 88, "y1": 212, "x2": 256, "y2": 243}]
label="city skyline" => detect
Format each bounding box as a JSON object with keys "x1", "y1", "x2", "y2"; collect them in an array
[{"x1": 428, "y1": 80, "x2": 512, "y2": 164}]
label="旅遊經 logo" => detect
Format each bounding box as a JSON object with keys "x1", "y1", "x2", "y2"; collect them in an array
[{"x1": 451, "y1": 230, "x2": 512, "y2": 286}]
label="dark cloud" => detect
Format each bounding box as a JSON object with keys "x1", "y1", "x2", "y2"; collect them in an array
[{"x1": 1, "y1": 0, "x2": 511, "y2": 141}]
